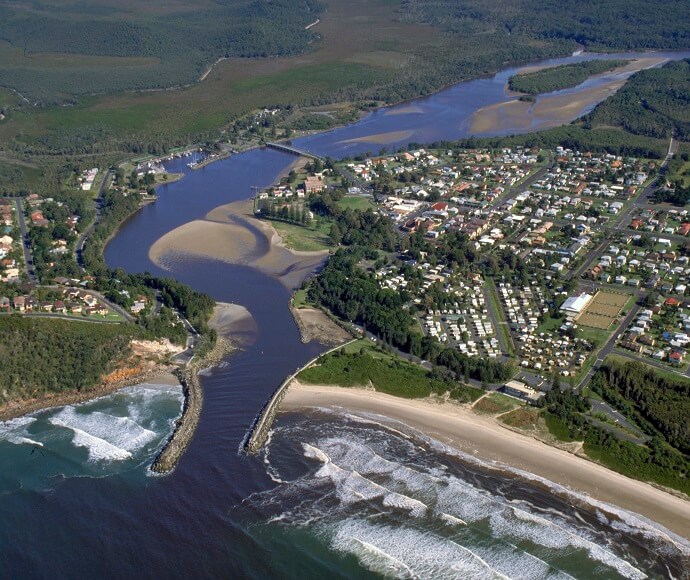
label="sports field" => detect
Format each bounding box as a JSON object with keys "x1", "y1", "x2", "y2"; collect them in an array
[{"x1": 576, "y1": 291, "x2": 628, "y2": 329}]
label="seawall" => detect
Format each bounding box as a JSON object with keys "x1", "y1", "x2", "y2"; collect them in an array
[{"x1": 244, "y1": 338, "x2": 358, "y2": 453}]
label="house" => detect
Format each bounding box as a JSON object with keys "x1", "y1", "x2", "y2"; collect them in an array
[
  {"x1": 13, "y1": 295, "x2": 25, "y2": 312},
  {"x1": 0, "y1": 296, "x2": 9, "y2": 311},
  {"x1": 669, "y1": 351, "x2": 684, "y2": 366},
  {"x1": 303, "y1": 175, "x2": 325, "y2": 194}
]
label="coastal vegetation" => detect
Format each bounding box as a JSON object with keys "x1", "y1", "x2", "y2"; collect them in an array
[
  {"x1": 592, "y1": 359, "x2": 689, "y2": 454},
  {"x1": 299, "y1": 346, "x2": 482, "y2": 402},
  {"x1": 539, "y1": 382, "x2": 690, "y2": 495},
  {"x1": 454, "y1": 59, "x2": 690, "y2": 160},
  {"x1": 508, "y1": 60, "x2": 629, "y2": 95},
  {"x1": 1, "y1": 0, "x2": 689, "y2": 188},
  {"x1": 0, "y1": 315, "x2": 138, "y2": 401},
  {"x1": 585, "y1": 59, "x2": 690, "y2": 141}
]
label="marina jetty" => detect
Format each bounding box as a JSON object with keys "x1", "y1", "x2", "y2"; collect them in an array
[{"x1": 244, "y1": 339, "x2": 357, "y2": 454}]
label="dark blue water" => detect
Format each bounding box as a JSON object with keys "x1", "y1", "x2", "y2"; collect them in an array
[{"x1": 2, "y1": 50, "x2": 690, "y2": 579}]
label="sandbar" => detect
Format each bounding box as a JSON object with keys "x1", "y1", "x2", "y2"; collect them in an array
[
  {"x1": 339, "y1": 129, "x2": 414, "y2": 145},
  {"x1": 474, "y1": 57, "x2": 668, "y2": 134},
  {"x1": 282, "y1": 381, "x2": 690, "y2": 541},
  {"x1": 149, "y1": 199, "x2": 328, "y2": 289},
  {"x1": 385, "y1": 105, "x2": 424, "y2": 116}
]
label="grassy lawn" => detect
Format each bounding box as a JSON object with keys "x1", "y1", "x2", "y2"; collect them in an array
[
  {"x1": 292, "y1": 288, "x2": 311, "y2": 308},
  {"x1": 536, "y1": 315, "x2": 563, "y2": 335},
  {"x1": 606, "y1": 353, "x2": 690, "y2": 384},
  {"x1": 269, "y1": 219, "x2": 331, "y2": 252},
  {"x1": 337, "y1": 196, "x2": 375, "y2": 211},
  {"x1": 500, "y1": 407, "x2": 542, "y2": 431},
  {"x1": 299, "y1": 348, "x2": 483, "y2": 402}
]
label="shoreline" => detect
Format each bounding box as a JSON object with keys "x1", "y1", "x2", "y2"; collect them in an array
[
  {"x1": 0, "y1": 365, "x2": 180, "y2": 423},
  {"x1": 281, "y1": 381, "x2": 690, "y2": 540}
]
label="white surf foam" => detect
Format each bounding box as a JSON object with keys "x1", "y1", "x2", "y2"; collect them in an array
[
  {"x1": 330, "y1": 518, "x2": 509, "y2": 579},
  {"x1": 304, "y1": 442, "x2": 428, "y2": 517},
  {"x1": 489, "y1": 505, "x2": 648, "y2": 580},
  {"x1": 49, "y1": 407, "x2": 157, "y2": 463},
  {"x1": 0, "y1": 417, "x2": 43, "y2": 447},
  {"x1": 423, "y1": 430, "x2": 690, "y2": 557}
]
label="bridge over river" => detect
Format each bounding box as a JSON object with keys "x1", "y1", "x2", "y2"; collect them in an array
[{"x1": 265, "y1": 141, "x2": 324, "y2": 161}]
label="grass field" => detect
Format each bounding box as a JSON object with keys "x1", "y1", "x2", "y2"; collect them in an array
[
  {"x1": 472, "y1": 392, "x2": 519, "y2": 415},
  {"x1": 576, "y1": 290, "x2": 628, "y2": 329},
  {"x1": 270, "y1": 219, "x2": 332, "y2": 252},
  {"x1": 337, "y1": 196, "x2": 376, "y2": 211}
]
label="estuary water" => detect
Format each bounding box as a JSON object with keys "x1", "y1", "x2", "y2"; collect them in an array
[{"x1": 2, "y1": 50, "x2": 690, "y2": 578}]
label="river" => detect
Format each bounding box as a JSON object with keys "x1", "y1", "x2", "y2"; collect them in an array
[{"x1": 1, "y1": 50, "x2": 689, "y2": 578}]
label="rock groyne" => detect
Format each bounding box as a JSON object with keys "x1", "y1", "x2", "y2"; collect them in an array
[
  {"x1": 244, "y1": 339, "x2": 357, "y2": 454},
  {"x1": 150, "y1": 336, "x2": 233, "y2": 474}
]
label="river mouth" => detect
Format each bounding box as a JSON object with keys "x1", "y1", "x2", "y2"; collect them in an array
[{"x1": 4, "y1": 48, "x2": 690, "y2": 578}]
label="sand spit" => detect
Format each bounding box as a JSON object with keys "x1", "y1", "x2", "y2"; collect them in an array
[
  {"x1": 149, "y1": 199, "x2": 328, "y2": 290},
  {"x1": 209, "y1": 301, "x2": 258, "y2": 349},
  {"x1": 281, "y1": 382, "x2": 690, "y2": 540},
  {"x1": 473, "y1": 57, "x2": 668, "y2": 134}
]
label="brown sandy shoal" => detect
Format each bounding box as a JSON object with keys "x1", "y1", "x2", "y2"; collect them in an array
[
  {"x1": 149, "y1": 199, "x2": 328, "y2": 289},
  {"x1": 291, "y1": 306, "x2": 353, "y2": 345},
  {"x1": 281, "y1": 382, "x2": 690, "y2": 540},
  {"x1": 476, "y1": 57, "x2": 668, "y2": 135},
  {"x1": 339, "y1": 129, "x2": 414, "y2": 145}
]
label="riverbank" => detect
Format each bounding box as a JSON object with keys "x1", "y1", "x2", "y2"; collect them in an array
[
  {"x1": 281, "y1": 381, "x2": 690, "y2": 541},
  {"x1": 290, "y1": 303, "x2": 353, "y2": 345},
  {"x1": 472, "y1": 56, "x2": 668, "y2": 134},
  {"x1": 149, "y1": 198, "x2": 328, "y2": 289}
]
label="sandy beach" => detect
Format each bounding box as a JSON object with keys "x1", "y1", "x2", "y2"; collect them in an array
[
  {"x1": 472, "y1": 57, "x2": 668, "y2": 134},
  {"x1": 149, "y1": 199, "x2": 328, "y2": 289},
  {"x1": 282, "y1": 381, "x2": 690, "y2": 540}
]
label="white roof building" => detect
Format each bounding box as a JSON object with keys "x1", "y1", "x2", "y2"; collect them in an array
[{"x1": 560, "y1": 292, "x2": 593, "y2": 318}]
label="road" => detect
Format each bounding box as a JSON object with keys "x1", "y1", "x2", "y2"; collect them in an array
[
  {"x1": 14, "y1": 198, "x2": 36, "y2": 283},
  {"x1": 575, "y1": 302, "x2": 642, "y2": 391},
  {"x1": 75, "y1": 170, "x2": 110, "y2": 269},
  {"x1": 482, "y1": 281, "x2": 514, "y2": 357}
]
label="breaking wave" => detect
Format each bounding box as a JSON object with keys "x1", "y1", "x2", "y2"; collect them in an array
[
  {"x1": 49, "y1": 407, "x2": 157, "y2": 463},
  {"x1": 246, "y1": 410, "x2": 690, "y2": 579}
]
